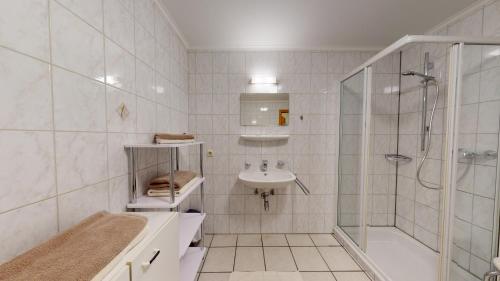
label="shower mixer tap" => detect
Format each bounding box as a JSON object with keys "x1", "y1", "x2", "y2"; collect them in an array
[{"x1": 458, "y1": 148, "x2": 498, "y2": 161}]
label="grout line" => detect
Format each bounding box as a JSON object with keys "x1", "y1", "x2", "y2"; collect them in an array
[
  {"x1": 285, "y1": 235, "x2": 300, "y2": 271},
  {"x1": 232, "y1": 236, "x2": 237, "y2": 272},
  {"x1": 259, "y1": 241, "x2": 268, "y2": 271},
  {"x1": 101, "y1": 0, "x2": 111, "y2": 213},
  {"x1": 0, "y1": 195, "x2": 57, "y2": 216},
  {"x1": 53, "y1": 0, "x2": 104, "y2": 34},
  {"x1": 315, "y1": 244, "x2": 334, "y2": 272},
  {"x1": 46, "y1": 0, "x2": 60, "y2": 232},
  {"x1": 0, "y1": 43, "x2": 52, "y2": 64}
]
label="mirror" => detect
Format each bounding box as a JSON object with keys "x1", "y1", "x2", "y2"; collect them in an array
[{"x1": 240, "y1": 93, "x2": 289, "y2": 126}]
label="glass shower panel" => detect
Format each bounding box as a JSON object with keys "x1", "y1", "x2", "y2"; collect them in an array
[
  {"x1": 449, "y1": 44, "x2": 500, "y2": 281},
  {"x1": 338, "y1": 70, "x2": 365, "y2": 245},
  {"x1": 366, "y1": 54, "x2": 400, "y2": 227},
  {"x1": 396, "y1": 42, "x2": 450, "y2": 252}
]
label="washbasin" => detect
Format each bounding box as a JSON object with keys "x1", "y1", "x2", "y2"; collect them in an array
[{"x1": 238, "y1": 169, "x2": 296, "y2": 190}]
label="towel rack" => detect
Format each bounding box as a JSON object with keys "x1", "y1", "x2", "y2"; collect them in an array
[{"x1": 295, "y1": 175, "x2": 310, "y2": 195}]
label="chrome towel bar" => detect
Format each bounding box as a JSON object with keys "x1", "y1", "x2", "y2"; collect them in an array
[{"x1": 295, "y1": 175, "x2": 310, "y2": 195}]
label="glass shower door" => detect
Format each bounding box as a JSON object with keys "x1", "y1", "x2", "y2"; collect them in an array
[
  {"x1": 446, "y1": 43, "x2": 500, "y2": 281},
  {"x1": 338, "y1": 70, "x2": 367, "y2": 246}
]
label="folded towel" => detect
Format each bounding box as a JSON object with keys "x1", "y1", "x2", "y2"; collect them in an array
[
  {"x1": 155, "y1": 139, "x2": 195, "y2": 144},
  {"x1": 154, "y1": 133, "x2": 194, "y2": 144},
  {"x1": 148, "y1": 170, "x2": 197, "y2": 191},
  {"x1": 147, "y1": 177, "x2": 198, "y2": 197},
  {"x1": 0, "y1": 211, "x2": 147, "y2": 281}
]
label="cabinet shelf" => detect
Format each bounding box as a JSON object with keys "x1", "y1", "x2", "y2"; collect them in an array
[
  {"x1": 125, "y1": 141, "x2": 206, "y2": 281},
  {"x1": 125, "y1": 141, "x2": 205, "y2": 148},
  {"x1": 180, "y1": 247, "x2": 206, "y2": 281},
  {"x1": 179, "y1": 213, "x2": 206, "y2": 258},
  {"x1": 126, "y1": 177, "x2": 205, "y2": 210}
]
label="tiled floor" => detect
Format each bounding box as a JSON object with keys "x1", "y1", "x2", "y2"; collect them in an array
[{"x1": 197, "y1": 234, "x2": 372, "y2": 281}]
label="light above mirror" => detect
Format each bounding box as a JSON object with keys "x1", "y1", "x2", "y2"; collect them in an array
[{"x1": 249, "y1": 76, "x2": 277, "y2": 84}]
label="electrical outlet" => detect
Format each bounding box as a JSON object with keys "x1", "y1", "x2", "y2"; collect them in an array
[{"x1": 207, "y1": 149, "x2": 214, "y2": 157}]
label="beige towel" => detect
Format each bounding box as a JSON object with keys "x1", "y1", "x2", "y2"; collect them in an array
[
  {"x1": 148, "y1": 170, "x2": 197, "y2": 191},
  {"x1": 0, "y1": 211, "x2": 147, "y2": 281},
  {"x1": 154, "y1": 133, "x2": 194, "y2": 143},
  {"x1": 147, "y1": 177, "x2": 198, "y2": 197}
]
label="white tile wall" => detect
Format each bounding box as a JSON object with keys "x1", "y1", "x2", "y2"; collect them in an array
[
  {"x1": 1, "y1": 0, "x2": 498, "y2": 274},
  {"x1": 0, "y1": 0, "x2": 188, "y2": 263},
  {"x1": 188, "y1": 50, "x2": 375, "y2": 234}
]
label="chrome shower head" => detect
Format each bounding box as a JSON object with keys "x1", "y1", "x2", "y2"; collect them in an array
[{"x1": 402, "y1": 70, "x2": 435, "y2": 82}]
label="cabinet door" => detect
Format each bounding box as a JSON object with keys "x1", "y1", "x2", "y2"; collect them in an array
[
  {"x1": 130, "y1": 216, "x2": 179, "y2": 281},
  {"x1": 102, "y1": 265, "x2": 130, "y2": 281}
]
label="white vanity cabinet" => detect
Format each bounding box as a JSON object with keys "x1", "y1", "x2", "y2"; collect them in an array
[
  {"x1": 128, "y1": 212, "x2": 179, "y2": 281},
  {"x1": 103, "y1": 212, "x2": 180, "y2": 281},
  {"x1": 102, "y1": 266, "x2": 130, "y2": 281}
]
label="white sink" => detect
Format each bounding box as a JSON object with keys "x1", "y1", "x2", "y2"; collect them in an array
[{"x1": 238, "y1": 169, "x2": 296, "y2": 190}]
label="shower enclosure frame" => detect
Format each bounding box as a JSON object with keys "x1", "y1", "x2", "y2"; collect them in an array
[
  {"x1": 337, "y1": 66, "x2": 373, "y2": 249},
  {"x1": 334, "y1": 35, "x2": 500, "y2": 281}
]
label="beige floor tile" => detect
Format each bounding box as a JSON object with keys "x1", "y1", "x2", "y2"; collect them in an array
[
  {"x1": 309, "y1": 234, "x2": 340, "y2": 246},
  {"x1": 229, "y1": 272, "x2": 302, "y2": 281},
  {"x1": 300, "y1": 272, "x2": 336, "y2": 281},
  {"x1": 263, "y1": 247, "x2": 297, "y2": 271},
  {"x1": 318, "y1": 247, "x2": 361, "y2": 271},
  {"x1": 262, "y1": 234, "x2": 288, "y2": 246},
  {"x1": 237, "y1": 234, "x2": 262, "y2": 246},
  {"x1": 234, "y1": 247, "x2": 265, "y2": 271},
  {"x1": 198, "y1": 273, "x2": 231, "y2": 281},
  {"x1": 275, "y1": 272, "x2": 303, "y2": 281},
  {"x1": 211, "y1": 234, "x2": 238, "y2": 247},
  {"x1": 204, "y1": 234, "x2": 214, "y2": 247},
  {"x1": 202, "y1": 247, "x2": 236, "y2": 272},
  {"x1": 290, "y1": 247, "x2": 329, "y2": 271},
  {"x1": 286, "y1": 234, "x2": 314, "y2": 246},
  {"x1": 333, "y1": 272, "x2": 371, "y2": 281}
]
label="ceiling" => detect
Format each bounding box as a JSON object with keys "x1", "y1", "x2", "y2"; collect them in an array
[{"x1": 160, "y1": 0, "x2": 477, "y2": 50}]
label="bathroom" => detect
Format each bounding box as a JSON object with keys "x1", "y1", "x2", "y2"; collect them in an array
[{"x1": 0, "y1": 0, "x2": 499, "y2": 281}]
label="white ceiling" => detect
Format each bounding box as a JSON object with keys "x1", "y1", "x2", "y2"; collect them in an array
[{"x1": 160, "y1": 0, "x2": 477, "y2": 50}]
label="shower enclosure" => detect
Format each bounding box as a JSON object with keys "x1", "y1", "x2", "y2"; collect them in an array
[{"x1": 336, "y1": 36, "x2": 500, "y2": 281}]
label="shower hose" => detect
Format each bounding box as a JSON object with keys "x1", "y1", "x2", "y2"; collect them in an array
[{"x1": 416, "y1": 81, "x2": 442, "y2": 190}]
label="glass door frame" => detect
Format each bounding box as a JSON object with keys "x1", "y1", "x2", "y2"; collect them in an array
[
  {"x1": 440, "y1": 42, "x2": 463, "y2": 281},
  {"x1": 337, "y1": 66, "x2": 373, "y2": 252},
  {"x1": 360, "y1": 66, "x2": 373, "y2": 251},
  {"x1": 441, "y1": 42, "x2": 500, "y2": 281}
]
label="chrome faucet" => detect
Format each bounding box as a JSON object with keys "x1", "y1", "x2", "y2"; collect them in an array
[{"x1": 260, "y1": 160, "x2": 268, "y2": 172}]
